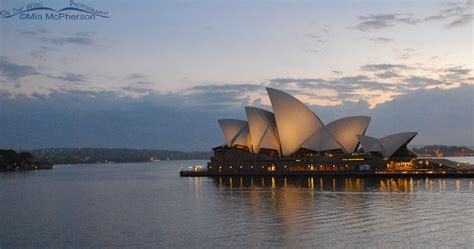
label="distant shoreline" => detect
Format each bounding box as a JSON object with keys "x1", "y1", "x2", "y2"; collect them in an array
[
  {"x1": 3, "y1": 145, "x2": 471, "y2": 166},
  {"x1": 54, "y1": 158, "x2": 210, "y2": 166},
  {"x1": 26, "y1": 148, "x2": 212, "y2": 165}
]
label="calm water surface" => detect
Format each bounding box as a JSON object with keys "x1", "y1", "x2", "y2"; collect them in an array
[{"x1": 1, "y1": 160, "x2": 474, "y2": 248}]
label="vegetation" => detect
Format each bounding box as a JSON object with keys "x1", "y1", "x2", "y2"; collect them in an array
[
  {"x1": 0, "y1": 149, "x2": 52, "y2": 171},
  {"x1": 28, "y1": 148, "x2": 212, "y2": 164}
]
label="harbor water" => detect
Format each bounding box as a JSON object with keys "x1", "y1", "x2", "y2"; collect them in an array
[{"x1": 1, "y1": 160, "x2": 473, "y2": 248}]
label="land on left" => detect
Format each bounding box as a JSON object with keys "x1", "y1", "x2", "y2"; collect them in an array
[{"x1": 0, "y1": 149, "x2": 52, "y2": 171}]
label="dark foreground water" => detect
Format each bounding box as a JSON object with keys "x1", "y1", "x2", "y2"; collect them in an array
[{"x1": 1, "y1": 161, "x2": 474, "y2": 249}]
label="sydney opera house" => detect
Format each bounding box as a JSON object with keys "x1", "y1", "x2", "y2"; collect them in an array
[{"x1": 207, "y1": 87, "x2": 419, "y2": 174}]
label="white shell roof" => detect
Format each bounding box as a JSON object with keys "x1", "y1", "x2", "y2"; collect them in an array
[
  {"x1": 357, "y1": 132, "x2": 418, "y2": 157},
  {"x1": 356, "y1": 134, "x2": 380, "y2": 152},
  {"x1": 267, "y1": 87, "x2": 324, "y2": 156},
  {"x1": 300, "y1": 117, "x2": 370, "y2": 153},
  {"x1": 216, "y1": 88, "x2": 416, "y2": 157},
  {"x1": 325, "y1": 116, "x2": 371, "y2": 153},
  {"x1": 301, "y1": 127, "x2": 341, "y2": 152},
  {"x1": 379, "y1": 132, "x2": 418, "y2": 157},
  {"x1": 233, "y1": 125, "x2": 251, "y2": 148},
  {"x1": 217, "y1": 119, "x2": 251, "y2": 148},
  {"x1": 245, "y1": 107, "x2": 281, "y2": 154}
]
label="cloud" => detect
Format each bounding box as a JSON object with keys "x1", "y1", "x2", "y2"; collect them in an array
[
  {"x1": 306, "y1": 33, "x2": 325, "y2": 43},
  {"x1": 0, "y1": 57, "x2": 89, "y2": 91},
  {"x1": 403, "y1": 76, "x2": 444, "y2": 87},
  {"x1": 375, "y1": 71, "x2": 401, "y2": 79},
  {"x1": 19, "y1": 29, "x2": 95, "y2": 46},
  {"x1": 47, "y1": 73, "x2": 86, "y2": 82},
  {"x1": 29, "y1": 46, "x2": 58, "y2": 59},
  {"x1": 121, "y1": 85, "x2": 153, "y2": 94},
  {"x1": 268, "y1": 76, "x2": 397, "y2": 107},
  {"x1": 424, "y1": 1, "x2": 473, "y2": 29},
  {"x1": 360, "y1": 64, "x2": 413, "y2": 71},
  {"x1": 3, "y1": 56, "x2": 471, "y2": 111},
  {"x1": 0, "y1": 90, "x2": 234, "y2": 150},
  {"x1": 30, "y1": 50, "x2": 47, "y2": 59},
  {"x1": 355, "y1": 14, "x2": 421, "y2": 31},
  {"x1": 125, "y1": 74, "x2": 147, "y2": 80},
  {"x1": 304, "y1": 26, "x2": 331, "y2": 52},
  {"x1": 18, "y1": 28, "x2": 50, "y2": 37},
  {"x1": 439, "y1": 66, "x2": 472, "y2": 81},
  {"x1": 0, "y1": 56, "x2": 39, "y2": 80},
  {"x1": 368, "y1": 37, "x2": 395, "y2": 43},
  {"x1": 446, "y1": 13, "x2": 473, "y2": 28},
  {"x1": 120, "y1": 81, "x2": 156, "y2": 95},
  {"x1": 371, "y1": 84, "x2": 474, "y2": 145},
  {"x1": 44, "y1": 35, "x2": 94, "y2": 46},
  {"x1": 306, "y1": 26, "x2": 330, "y2": 42},
  {"x1": 1, "y1": 84, "x2": 472, "y2": 150},
  {"x1": 361, "y1": 63, "x2": 472, "y2": 84},
  {"x1": 356, "y1": 2, "x2": 472, "y2": 31},
  {"x1": 266, "y1": 62, "x2": 472, "y2": 107},
  {"x1": 180, "y1": 84, "x2": 265, "y2": 111},
  {"x1": 444, "y1": 66, "x2": 471, "y2": 75}
]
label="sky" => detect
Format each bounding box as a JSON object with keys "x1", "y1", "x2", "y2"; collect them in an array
[{"x1": 0, "y1": 0, "x2": 473, "y2": 150}]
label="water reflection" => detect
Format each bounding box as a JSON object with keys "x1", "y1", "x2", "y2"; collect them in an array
[
  {"x1": 207, "y1": 176, "x2": 473, "y2": 193},
  {"x1": 194, "y1": 177, "x2": 473, "y2": 246},
  {"x1": 2, "y1": 162, "x2": 473, "y2": 248}
]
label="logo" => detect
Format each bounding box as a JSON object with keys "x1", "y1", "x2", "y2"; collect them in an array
[{"x1": 0, "y1": 1, "x2": 110, "y2": 20}]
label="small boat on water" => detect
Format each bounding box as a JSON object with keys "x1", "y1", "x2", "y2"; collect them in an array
[{"x1": 182, "y1": 165, "x2": 206, "y2": 172}]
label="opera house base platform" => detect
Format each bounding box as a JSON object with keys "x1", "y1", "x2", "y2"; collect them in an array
[
  {"x1": 180, "y1": 169, "x2": 474, "y2": 178},
  {"x1": 180, "y1": 147, "x2": 474, "y2": 178}
]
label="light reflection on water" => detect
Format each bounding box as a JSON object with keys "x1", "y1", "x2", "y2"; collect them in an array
[
  {"x1": 210, "y1": 175, "x2": 472, "y2": 193},
  {"x1": 203, "y1": 176, "x2": 474, "y2": 248},
  {"x1": 1, "y1": 161, "x2": 473, "y2": 248}
]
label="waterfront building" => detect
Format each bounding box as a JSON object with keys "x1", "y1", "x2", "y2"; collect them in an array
[{"x1": 209, "y1": 88, "x2": 418, "y2": 173}]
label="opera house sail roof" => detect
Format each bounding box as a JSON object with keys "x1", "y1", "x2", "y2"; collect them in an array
[
  {"x1": 301, "y1": 116, "x2": 371, "y2": 153},
  {"x1": 217, "y1": 119, "x2": 251, "y2": 149},
  {"x1": 357, "y1": 132, "x2": 418, "y2": 158},
  {"x1": 267, "y1": 88, "x2": 324, "y2": 156},
  {"x1": 217, "y1": 87, "x2": 417, "y2": 159},
  {"x1": 245, "y1": 106, "x2": 281, "y2": 155}
]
